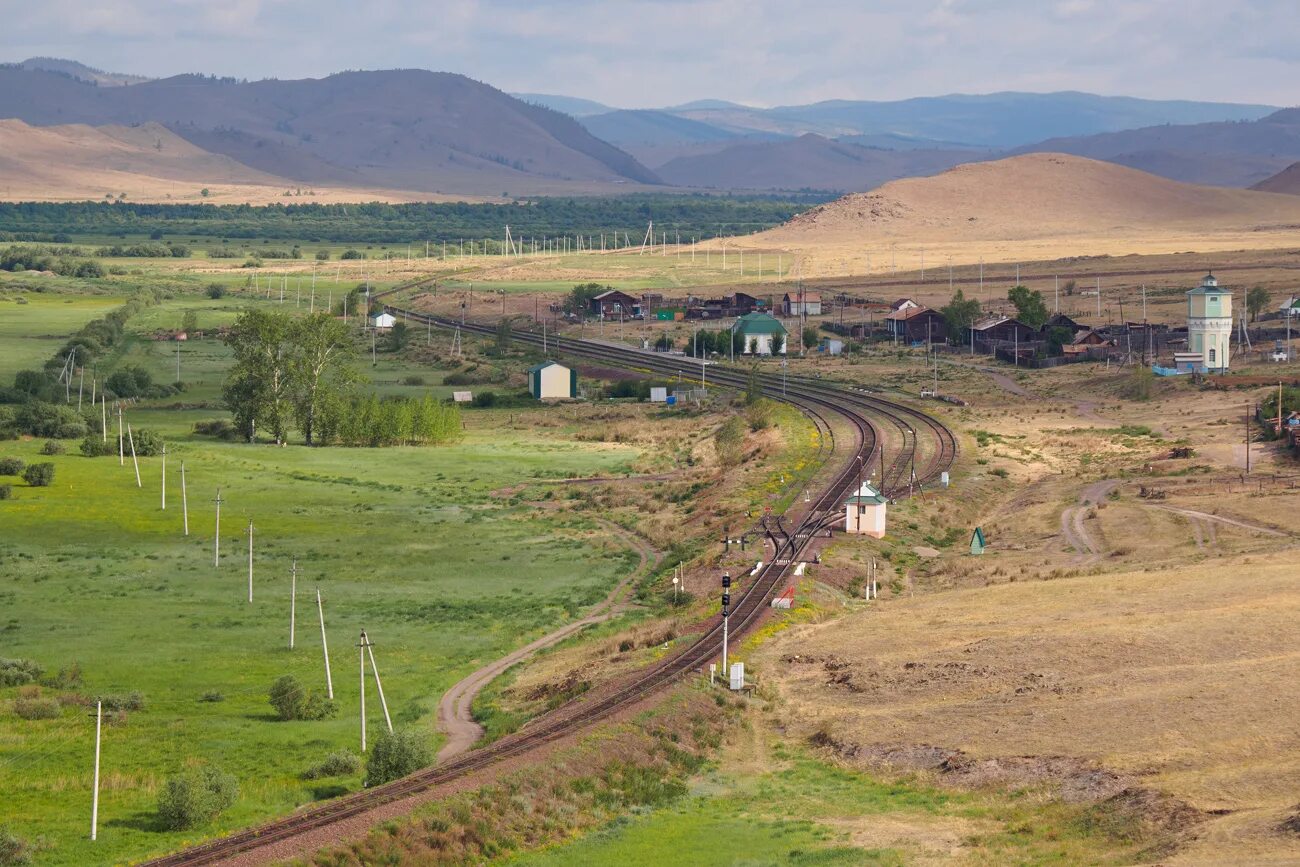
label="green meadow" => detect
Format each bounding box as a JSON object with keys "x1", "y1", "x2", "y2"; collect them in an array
[{"x1": 0, "y1": 284, "x2": 645, "y2": 864}]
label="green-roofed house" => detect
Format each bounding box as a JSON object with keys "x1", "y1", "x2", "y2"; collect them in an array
[
  {"x1": 969, "y1": 527, "x2": 986, "y2": 555},
  {"x1": 844, "y1": 482, "x2": 887, "y2": 537},
  {"x1": 731, "y1": 312, "x2": 788, "y2": 356},
  {"x1": 527, "y1": 361, "x2": 577, "y2": 400}
]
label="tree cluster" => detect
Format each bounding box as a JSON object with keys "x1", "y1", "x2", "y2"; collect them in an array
[
  {"x1": 940, "y1": 289, "x2": 982, "y2": 337},
  {"x1": 1007, "y1": 285, "x2": 1049, "y2": 329},
  {"x1": 325, "y1": 394, "x2": 462, "y2": 447}
]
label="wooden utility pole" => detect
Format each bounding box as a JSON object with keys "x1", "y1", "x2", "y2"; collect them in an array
[
  {"x1": 213, "y1": 488, "x2": 224, "y2": 566},
  {"x1": 126, "y1": 423, "x2": 141, "y2": 488},
  {"x1": 90, "y1": 700, "x2": 101, "y2": 842},
  {"x1": 117, "y1": 404, "x2": 124, "y2": 465},
  {"x1": 365, "y1": 631, "x2": 393, "y2": 734},
  {"x1": 289, "y1": 558, "x2": 298, "y2": 649},
  {"x1": 317, "y1": 589, "x2": 334, "y2": 698},
  {"x1": 1245, "y1": 402, "x2": 1252, "y2": 474},
  {"x1": 180, "y1": 462, "x2": 189, "y2": 536},
  {"x1": 357, "y1": 632, "x2": 367, "y2": 752},
  {"x1": 247, "y1": 520, "x2": 254, "y2": 603},
  {"x1": 160, "y1": 444, "x2": 167, "y2": 510}
]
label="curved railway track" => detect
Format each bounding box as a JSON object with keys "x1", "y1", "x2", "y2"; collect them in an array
[{"x1": 145, "y1": 304, "x2": 956, "y2": 866}]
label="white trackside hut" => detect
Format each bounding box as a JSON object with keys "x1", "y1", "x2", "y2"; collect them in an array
[{"x1": 844, "y1": 482, "x2": 887, "y2": 538}]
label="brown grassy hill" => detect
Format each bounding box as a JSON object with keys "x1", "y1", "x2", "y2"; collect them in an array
[
  {"x1": 1012, "y1": 108, "x2": 1300, "y2": 187},
  {"x1": 655, "y1": 133, "x2": 979, "y2": 192},
  {"x1": 0, "y1": 67, "x2": 662, "y2": 196},
  {"x1": 0, "y1": 120, "x2": 429, "y2": 204},
  {"x1": 744, "y1": 153, "x2": 1300, "y2": 273},
  {"x1": 1252, "y1": 161, "x2": 1300, "y2": 194}
]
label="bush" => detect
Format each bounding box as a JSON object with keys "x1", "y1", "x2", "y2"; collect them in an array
[
  {"x1": 0, "y1": 826, "x2": 31, "y2": 866},
  {"x1": 10, "y1": 401, "x2": 82, "y2": 438},
  {"x1": 193, "y1": 419, "x2": 239, "y2": 441},
  {"x1": 0, "y1": 485, "x2": 10, "y2": 500},
  {"x1": 14, "y1": 697, "x2": 61, "y2": 720},
  {"x1": 0, "y1": 659, "x2": 43, "y2": 687},
  {"x1": 401, "y1": 375, "x2": 425, "y2": 386},
  {"x1": 340, "y1": 249, "x2": 365, "y2": 260},
  {"x1": 198, "y1": 690, "x2": 224, "y2": 703},
  {"x1": 80, "y1": 437, "x2": 114, "y2": 457},
  {"x1": 205, "y1": 283, "x2": 227, "y2": 299},
  {"x1": 94, "y1": 691, "x2": 145, "y2": 711},
  {"x1": 267, "y1": 675, "x2": 335, "y2": 721},
  {"x1": 303, "y1": 750, "x2": 361, "y2": 779},
  {"x1": 157, "y1": 766, "x2": 238, "y2": 830},
  {"x1": 365, "y1": 729, "x2": 433, "y2": 785},
  {"x1": 22, "y1": 463, "x2": 54, "y2": 487},
  {"x1": 39, "y1": 440, "x2": 64, "y2": 455},
  {"x1": 131, "y1": 428, "x2": 164, "y2": 457},
  {"x1": 106, "y1": 366, "x2": 152, "y2": 398},
  {"x1": 315, "y1": 250, "x2": 330, "y2": 261},
  {"x1": 0, "y1": 458, "x2": 22, "y2": 475},
  {"x1": 471, "y1": 391, "x2": 498, "y2": 408}
]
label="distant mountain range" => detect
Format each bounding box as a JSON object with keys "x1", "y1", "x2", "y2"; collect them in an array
[{"x1": 0, "y1": 61, "x2": 1295, "y2": 200}]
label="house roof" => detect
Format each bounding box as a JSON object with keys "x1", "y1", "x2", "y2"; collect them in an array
[
  {"x1": 971, "y1": 315, "x2": 1031, "y2": 332},
  {"x1": 526, "y1": 360, "x2": 568, "y2": 373},
  {"x1": 593, "y1": 289, "x2": 636, "y2": 301},
  {"x1": 884, "y1": 306, "x2": 937, "y2": 322},
  {"x1": 733, "y1": 312, "x2": 787, "y2": 336},
  {"x1": 846, "y1": 493, "x2": 887, "y2": 505},
  {"x1": 891, "y1": 298, "x2": 918, "y2": 309}
]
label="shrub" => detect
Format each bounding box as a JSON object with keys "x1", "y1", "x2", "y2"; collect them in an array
[
  {"x1": 0, "y1": 826, "x2": 31, "y2": 866},
  {"x1": 401, "y1": 375, "x2": 425, "y2": 386},
  {"x1": 157, "y1": 766, "x2": 239, "y2": 830},
  {"x1": 39, "y1": 440, "x2": 64, "y2": 455},
  {"x1": 131, "y1": 428, "x2": 164, "y2": 457},
  {"x1": 22, "y1": 463, "x2": 54, "y2": 487},
  {"x1": 315, "y1": 250, "x2": 330, "y2": 261},
  {"x1": 205, "y1": 283, "x2": 227, "y2": 299},
  {"x1": 106, "y1": 366, "x2": 152, "y2": 398},
  {"x1": 0, "y1": 659, "x2": 43, "y2": 687},
  {"x1": 471, "y1": 391, "x2": 498, "y2": 408},
  {"x1": 340, "y1": 249, "x2": 365, "y2": 260},
  {"x1": 268, "y1": 675, "x2": 335, "y2": 721},
  {"x1": 365, "y1": 729, "x2": 433, "y2": 785},
  {"x1": 303, "y1": 750, "x2": 361, "y2": 779},
  {"x1": 95, "y1": 691, "x2": 145, "y2": 711},
  {"x1": 80, "y1": 437, "x2": 114, "y2": 457},
  {"x1": 0, "y1": 458, "x2": 24, "y2": 476},
  {"x1": 198, "y1": 690, "x2": 224, "y2": 703},
  {"x1": 14, "y1": 697, "x2": 61, "y2": 720},
  {"x1": 0, "y1": 486, "x2": 10, "y2": 500}
]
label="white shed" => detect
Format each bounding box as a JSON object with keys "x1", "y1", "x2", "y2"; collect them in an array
[
  {"x1": 844, "y1": 482, "x2": 886, "y2": 538},
  {"x1": 527, "y1": 361, "x2": 576, "y2": 400},
  {"x1": 370, "y1": 312, "x2": 397, "y2": 330}
]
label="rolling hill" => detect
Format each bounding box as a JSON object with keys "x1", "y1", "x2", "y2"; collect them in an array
[
  {"x1": 0, "y1": 119, "x2": 429, "y2": 204},
  {"x1": 0, "y1": 67, "x2": 663, "y2": 196},
  {"x1": 15, "y1": 57, "x2": 151, "y2": 87},
  {"x1": 744, "y1": 153, "x2": 1300, "y2": 272},
  {"x1": 1252, "y1": 161, "x2": 1300, "y2": 195},
  {"x1": 655, "y1": 133, "x2": 979, "y2": 192},
  {"x1": 1012, "y1": 108, "x2": 1300, "y2": 187}
]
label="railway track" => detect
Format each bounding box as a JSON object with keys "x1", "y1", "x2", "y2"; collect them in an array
[{"x1": 146, "y1": 304, "x2": 956, "y2": 866}]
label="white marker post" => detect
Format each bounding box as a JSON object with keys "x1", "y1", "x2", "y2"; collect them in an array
[
  {"x1": 90, "y1": 700, "x2": 101, "y2": 841},
  {"x1": 317, "y1": 589, "x2": 334, "y2": 699},
  {"x1": 100, "y1": 394, "x2": 107, "y2": 444},
  {"x1": 126, "y1": 423, "x2": 141, "y2": 488},
  {"x1": 213, "y1": 488, "x2": 224, "y2": 567},
  {"x1": 160, "y1": 443, "x2": 167, "y2": 510},
  {"x1": 358, "y1": 632, "x2": 367, "y2": 752},
  {"x1": 117, "y1": 405, "x2": 123, "y2": 465}
]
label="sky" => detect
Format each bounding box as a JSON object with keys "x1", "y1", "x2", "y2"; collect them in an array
[{"x1": 3, "y1": 0, "x2": 1298, "y2": 107}]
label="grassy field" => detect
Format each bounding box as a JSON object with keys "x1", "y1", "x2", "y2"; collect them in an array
[
  {"x1": 0, "y1": 292, "x2": 122, "y2": 374},
  {"x1": 0, "y1": 283, "x2": 660, "y2": 864}
]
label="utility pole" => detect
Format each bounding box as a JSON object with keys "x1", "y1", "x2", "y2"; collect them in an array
[
  {"x1": 160, "y1": 443, "x2": 167, "y2": 510},
  {"x1": 720, "y1": 572, "x2": 731, "y2": 679},
  {"x1": 317, "y1": 589, "x2": 334, "y2": 698},
  {"x1": 1245, "y1": 402, "x2": 1252, "y2": 474},
  {"x1": 126, "y1": 423, "x2": 141, "y2": 488},
  {"x1": 213, "y1": 488, "x2": 224, "y2": 567},
  {"x1": 246, "y1": 520, "x2": 254, "y2": 603},
  {"x1": 363, "y1": 630, "x2": 393, "y2": 734},
  {"x1": 180, "y1": 462, "x2": 189, "y2": 536},
  {"x1": 90, "y1": 700, "x2": 102, "y2": 842},
  {"x1": 117, "y1": 404, "x2": 123, "y2": 466},
  {"x1": 176, "y1": 338, "x2": 181, "y2": 384},
  {"x1": 101, "y1": 394, "x2": 107, "y2": 444},
  {"x1": 289, "y1": 558, "x2": 297, "y2": 649},
  {"x1": 358, "y1": 631, "x2": 367, "y2": 752}
]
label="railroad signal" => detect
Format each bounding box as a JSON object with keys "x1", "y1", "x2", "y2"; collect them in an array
[{"x1": 720, "y1": 572, "x2": 731, "y2": 677}]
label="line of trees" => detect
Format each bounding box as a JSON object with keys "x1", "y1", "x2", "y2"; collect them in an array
[{"x1": 221, "y1": 309, "x2": 461, "y2": 447}]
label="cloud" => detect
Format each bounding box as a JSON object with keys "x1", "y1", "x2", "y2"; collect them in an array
[{"x1": 1, "y1": 0, "x2": 1296, "y2": 106}]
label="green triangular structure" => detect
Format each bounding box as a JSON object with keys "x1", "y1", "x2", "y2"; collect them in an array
[{"x1": 969, "y1": 527, "x2": 986, "y2": 555}]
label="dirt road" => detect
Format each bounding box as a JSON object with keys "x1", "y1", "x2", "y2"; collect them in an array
[
  {"x1": 436, "y1": 520, "x2": 659, "y2": 762},
  {"x1": 1059, "y1": 479, "x2": 1120, "y2": 563}
]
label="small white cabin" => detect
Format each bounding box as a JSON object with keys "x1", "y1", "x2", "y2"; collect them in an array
[
  {"x1": 370, "y1": 312, "x2": 397, "y2": 330},
  {"x1": 844, "y1": 482, "x2": 886, "y2": 538},
  {"x1": 527, "y1": 361, "x2": 576, "y2": 400}
]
